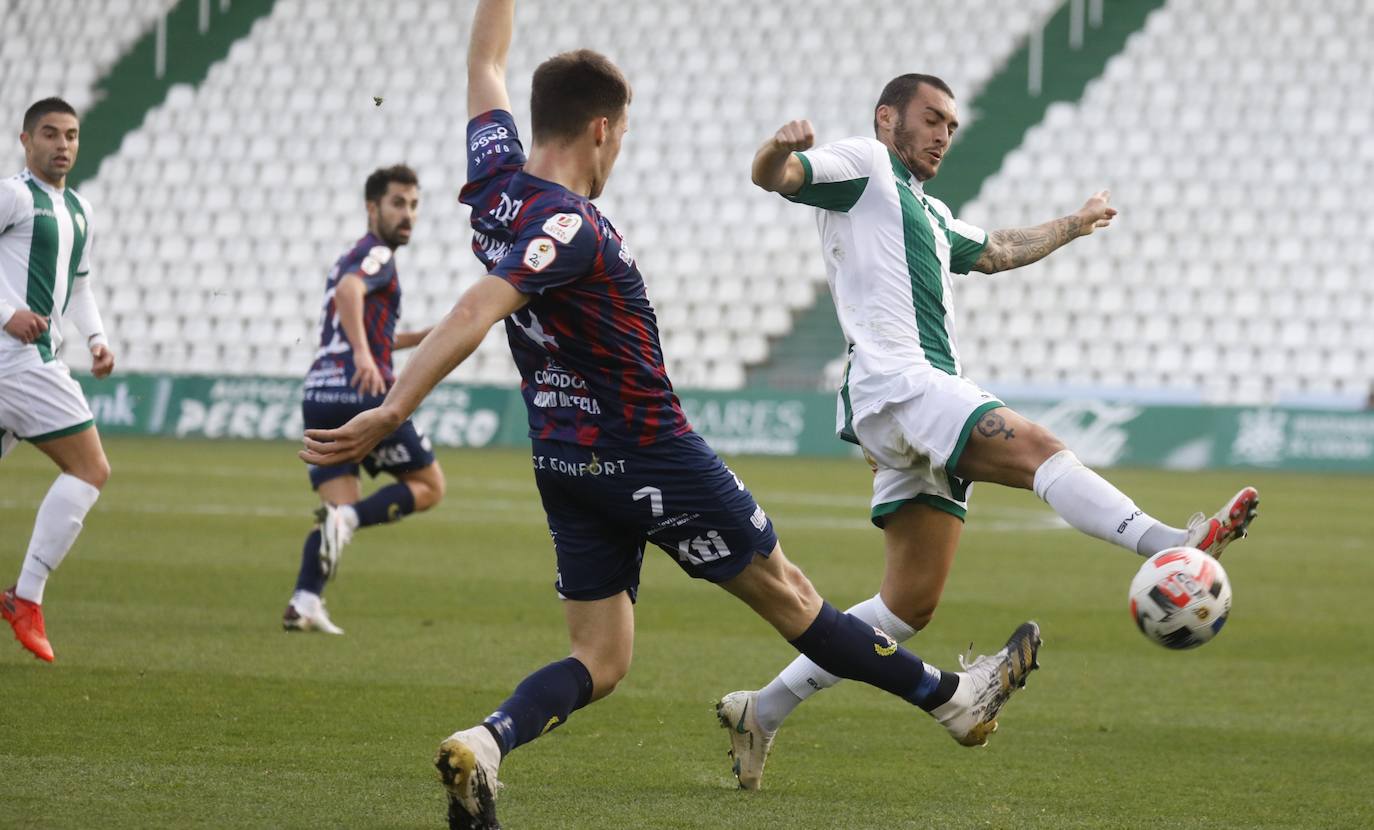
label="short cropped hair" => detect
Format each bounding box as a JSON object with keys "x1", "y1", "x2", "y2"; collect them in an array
[
  {"x1": 23, "y1": 97, "x2": 78, "y2": 134},
  {"x1": 530, "y1": 49, "x2": 631, "y2": 143},
  {"x1": 872, "y1": 74, "x2": 955, "y2": 133},
  {"x1": 364, "y1": 164, "x2": 419, "y2": 202}
]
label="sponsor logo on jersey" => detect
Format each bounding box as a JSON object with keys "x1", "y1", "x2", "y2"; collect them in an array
[
  {"x1": 470, "y1": 123, "x2": 511, "y2": 151},
  {"x1": 532, "y1": 453, "x2": 628, "y2": 476},
  {"x1": 750, "y1": 505, "x2": 768, "y2": 530},
  {"x1": 473, "y1": 230, "x2": 512, "y2": 263},
  {"x1": 368, "y1": 245, "x2": 392, "y2": 265},
  {"x1": 360, "y1": 256, "x2": 381, "y2": 276},
  {"x1": 523, "y1": 237, "x2": 557, "y2": 272},
  {"x1": 541, "y1": 212, "x2": 583, "y2": 244},
  {"x1": 618, "y1": 242, "x2": 635, "y2": 267},
  {"x1": 676, "y1": 530, "x2": 732, "y2": 566},
  {"x1": 33, "y1": 207, "x2": 57, "y2": 219}
]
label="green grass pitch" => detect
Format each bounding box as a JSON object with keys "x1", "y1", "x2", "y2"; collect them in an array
[{"x1": 1, "y1": 436, "x2": 1371, "y2": 828}]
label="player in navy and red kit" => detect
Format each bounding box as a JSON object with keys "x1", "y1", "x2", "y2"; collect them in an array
[
  {"x1": 299, "y1": 2, "x2": 1039, "y2": 825},
  {"x1": 284, "y1": 165, "x2": 445, "y2": 635}
]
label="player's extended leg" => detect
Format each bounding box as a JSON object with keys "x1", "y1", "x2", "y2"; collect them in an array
[
  {"x1": 954, "y1": 406, "x2": 1258, "y2": 558},
  {"x1": 284, "y1": 475, "x2": 359, "y2": 634},
  {"x1": 3, "y1": 426, "x2": 109, "y2": 662},
  {"x1": 437, "y1": 592, "x2": 633, "y2": 828},
  {"x1": 719, "y1": 544, "x2": 1039, "y2": 756},
  {"x1": 742, "y1": 502, "x2": 963, "y2": 761},
  {"x1": 317, "y1": 454, "x2": 444, "y2": 577}
]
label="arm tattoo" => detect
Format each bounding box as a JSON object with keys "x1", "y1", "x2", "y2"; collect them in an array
[
  {"x1": 972, "y1": 214, "x2": 1084, "y2": 274},
  {"x1": 975, "y1": 412, "x2": 1016, "y2": 440}
]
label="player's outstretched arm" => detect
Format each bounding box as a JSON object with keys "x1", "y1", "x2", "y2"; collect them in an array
[
  {"x1": 300, "y1": 276, "x2": 528, "y2": 465},
  {"x1": 971, "y1": 190, "x2": 1118, "y2": 274},
  {"x1": 752, "y1": 120, "x2": 814, "y2": 196},
  {"x1": 468, "y1": 0, "x2": 514, "y2": 119}
]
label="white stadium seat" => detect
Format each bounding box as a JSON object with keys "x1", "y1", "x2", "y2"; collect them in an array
[{"x1": 4, "y1": 0, "x2": 1369, "y2": 403}]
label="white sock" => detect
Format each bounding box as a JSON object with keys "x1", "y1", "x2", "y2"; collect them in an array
[
  {"x1": 15, "y1": 473, "x2": 100, "y2": 605},
  {"x1": 755, "y1": 594, "x2": 918, "y2": 732},
  {"x1": 1137, "y1": 523, "x2": 1190, "y2": 556},
  {"x1": 1033, "y1": 449, "x2": 1181, "y2": 556}
]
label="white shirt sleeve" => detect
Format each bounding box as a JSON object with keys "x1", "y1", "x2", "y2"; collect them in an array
[
  {"x1": 67, "y1": 197, "x2": 107, "y2": 346},
  {"x1": 783, "y1": 137, "x2": 877, "y2": 213},
  {"x1": 0, "y1": 181, "x2": 22, "y2": 233},
  {"x1": 929, "y1": 198, "x2": 988, "y2": 274},
  {"x1": 0, "y1": 182, "x2": 23, "y2": 326}
]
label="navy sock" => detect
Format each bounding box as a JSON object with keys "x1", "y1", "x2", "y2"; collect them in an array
[
  {"x1": 293, "y1": 529, "x2": 327, "y2": 595},
  {"x1": 353, "y1": 482, "x2": 416, "y2": 528},
  {"x1": 790, "y1": 601, "x2": 955, "y2": 711},
  {"x1": 482, "y1": 657, "x2": 595, "y2": 757}
]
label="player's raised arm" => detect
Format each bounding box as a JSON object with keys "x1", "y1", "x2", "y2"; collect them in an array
[
  {"x1": 468, "y1": 0, "x2": 515, "y2": 119},
  {"x1": 971, "y1": 190, "x2": 1118, "y2": 274},
  {"x1": 300, "y1": 275, "x2": 528, "y2": 465},
  {"x1": 752, "y1": 119, "x2": 815, "y2": 195}
]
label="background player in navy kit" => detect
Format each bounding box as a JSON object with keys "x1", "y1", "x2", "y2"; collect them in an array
[
  {"x1": 299, "y1": 2, "x2": 1039, "y2": 826},
  {"x1": 283, "y1": 165, "x2": 444, "y2": 635}
]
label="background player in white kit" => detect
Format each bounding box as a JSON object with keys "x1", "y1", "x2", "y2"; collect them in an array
[
  {"x1": 0, "y1": 98, "x2": 115, "y2": 663},
  {"x1": 716, "y1": 74, "x2": 1261, "y2": 787}
]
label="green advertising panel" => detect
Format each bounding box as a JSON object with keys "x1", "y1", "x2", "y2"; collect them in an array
[{"x1": 71, "y1": 373, "x2": 1374, "y2": 472}]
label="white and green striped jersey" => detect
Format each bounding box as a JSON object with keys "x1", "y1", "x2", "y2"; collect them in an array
[
  {"x1": 0, "y1": 169, "x2": 95, "y2": 376},
  {"x1": 785, "y1": 137, "x2": 987, "y2": 436}
]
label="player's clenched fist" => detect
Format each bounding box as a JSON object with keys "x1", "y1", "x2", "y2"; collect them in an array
[
  {"x1": 773, "y1": 119, "x2": 815, "y2": 152},
  {"x1": 2, "y1": 309, "x2": 49, "y2": 344}
]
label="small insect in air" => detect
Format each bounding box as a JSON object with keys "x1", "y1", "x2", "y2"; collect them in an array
[{"x1": 373, "y1": 96, "x2": 384, "y2": 107}]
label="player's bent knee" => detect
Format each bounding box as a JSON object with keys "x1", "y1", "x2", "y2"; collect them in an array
[
  {"x1": 892, "y1": 599, "x2": 936, "y2": 632},
  {"x1": 579, "y1": 653, "x2": 632, "y2": 701},
  {"x1": 79, "y1": 455, "x2": 111, "y2": 490},
  {"x1": 406, "y1": 469, "x2": 445, "y2": 511}
]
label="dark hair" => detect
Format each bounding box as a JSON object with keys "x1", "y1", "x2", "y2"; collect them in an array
[
  {"x1": 364, "y1": 164, "x2": 419, "y2": 202},
  {"x1": 872, "y1": 74, "x2": 954, "y2": 133},
  {"x1": 23, "y1": 97, "x2": 78, "y2": 134},
  {"x1": 530, "y1": 49, "x2": 631, "y2": 143}
]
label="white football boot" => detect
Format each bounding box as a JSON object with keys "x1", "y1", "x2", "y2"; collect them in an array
[
  {"x1": 716, "y1": 690, "x2": 776, "y2": 790},
  {"x1": 932, "y1": 621, "x2": 1042, "y2": 747},
  {"x1": 435, "y1": 726, "x2": 503, "y2": 830},
  {"x1": 1184, "y1": 487, "x2": 1259, "y2": 560},
  {"x1": 281, "y1": 590, "x2": 344, "y2": 635},
  {"x1": 315, "y1": 503, "x2": 356, "y2": 580}
]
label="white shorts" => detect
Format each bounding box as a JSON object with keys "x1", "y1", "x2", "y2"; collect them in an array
[
  {"x1": 850, "y1": 370, "x2": 1002, "y2": 526},
  {"x1": 0, "y1": 361, "x2": 95, "y2": 459}
]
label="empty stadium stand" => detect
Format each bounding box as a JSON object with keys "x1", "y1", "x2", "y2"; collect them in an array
[{"x1": 5, "y1": 0, "x2": 1371, "y2": 405}]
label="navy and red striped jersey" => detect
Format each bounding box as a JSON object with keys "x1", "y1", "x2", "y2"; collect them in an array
[
  {"x1": 461, "y1": 109, "x2": 690, "y2": 447},
  {"x1": 304, "y1": 233, "x2": 402, "y2": 396}
]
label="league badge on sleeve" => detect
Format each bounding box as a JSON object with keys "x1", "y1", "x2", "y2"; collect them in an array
[
  {"x1": 523, "y1": 237, "x2": 558, "y2": 272},
  {"x1": 541, "y1": 213, "x2": 583, "y2": 244}
]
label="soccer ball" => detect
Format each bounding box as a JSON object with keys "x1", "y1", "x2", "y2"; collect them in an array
[{"x1": 1128, "y1": 547, "x2": 1232, "y2": 649}]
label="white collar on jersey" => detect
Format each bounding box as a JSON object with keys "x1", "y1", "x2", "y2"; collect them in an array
[{"x1": 22, "y1": 168, "x2": 65, "y2": 195}]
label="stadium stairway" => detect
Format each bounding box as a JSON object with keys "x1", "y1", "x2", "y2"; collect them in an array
[
  {"x1": 72, "y1": 0, "x2": 278, "y2": 189},
  {"x1": 748, "y1": 0, "x2": 1168, "y2": 391}
]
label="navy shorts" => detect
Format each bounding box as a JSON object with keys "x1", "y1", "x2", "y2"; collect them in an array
[
  {"x1": 302, "y1": 392, "x2": 436, "y2": 489},
  {"x1": 532, "y1": 431, "x2": 779, "y2": 602}
]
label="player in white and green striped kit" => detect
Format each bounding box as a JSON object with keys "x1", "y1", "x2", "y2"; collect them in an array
[
  {"x1": 717, "y1": 74, "x2": 1260, "y2": 787},
  {"x1": 0, "y1": 98, "x2": 115, "y2": 663}
]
